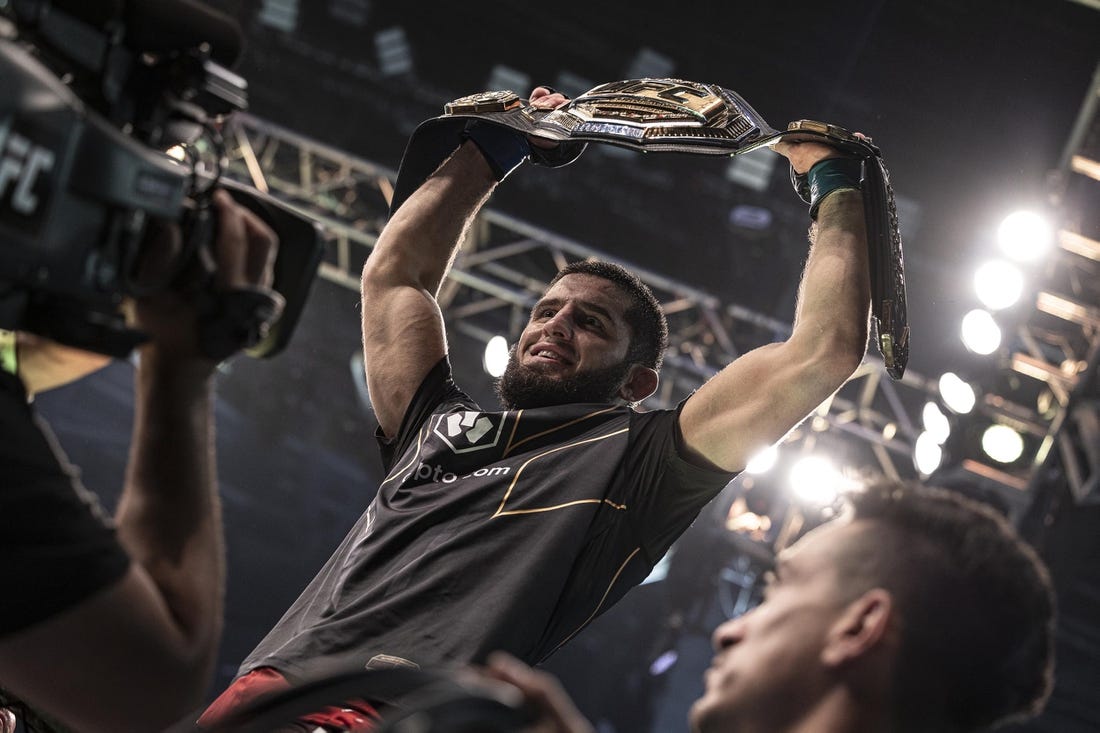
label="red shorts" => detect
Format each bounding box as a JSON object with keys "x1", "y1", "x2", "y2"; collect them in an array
[{"x1": 198, "y1": 667, "x2": 381, "y2": 732}]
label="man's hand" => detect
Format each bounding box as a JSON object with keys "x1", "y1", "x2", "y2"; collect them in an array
[
  {"x1": 9, "y1": 191, "x2": 276, "y2": 398},
  {"x1": 528, "y1": 86, "x2": 570, "y2": 150},
  {"x1": 772, "y1": 138, "x2": 845, "y2": 174},
  {"x1": 131, "y1": 189, "x2": 278, "y2": 363},
  {"x1": 485, "y1": 653, "x2": 596, "y2": 733},
  {"x1": 772, "y1": 131, "x2": 871, "y2": 174},
  {"x1": 530, "y1": 86, "x2": 569, "y2": 110}
]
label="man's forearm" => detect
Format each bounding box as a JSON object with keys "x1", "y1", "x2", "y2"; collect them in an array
[
  {"x1": 791, "y1": 189, "x2": 871, "y2": 371},
  {"x1": 116, "y1": 348, "x2": 223, "y2": 660},
  {"x1": 368, "y1": 141, "x2": 498, "y2": 296}
]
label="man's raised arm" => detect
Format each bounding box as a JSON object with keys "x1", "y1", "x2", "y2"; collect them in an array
[
  {"x1": 361, "y1": 88, "x2": 567, "y2": 437},
  {"x1": 679, "y1": 140, "x2": 872, "y2": 473}
]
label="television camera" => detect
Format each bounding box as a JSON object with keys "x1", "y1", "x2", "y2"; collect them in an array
[{"x1": 0, "y1": 0, "x2": 323, "y2": 360}]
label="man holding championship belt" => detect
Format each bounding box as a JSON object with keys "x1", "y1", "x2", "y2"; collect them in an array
[{"x1": 200, "y1": 83, "x2": 885, "y2": 731}]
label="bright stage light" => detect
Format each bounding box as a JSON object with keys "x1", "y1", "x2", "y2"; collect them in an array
[
  {"x1": 981, "y1": 424, "x2": 1025, "y2": 463},
  {"x1": 974, "y1": 260, "x2": 1024, "y2": 311},
  {"x1": 483, "y1": 335, "x2": 510, "y2": 378},
  {"x1": 913, "y1": 431, "x2": 944, "y2": 475},
  {"x1": 997, "y1": 210, "x2": 1053, "y2": 262},
  {"x1": 922, "y1": 401, "x2": 951, "y2": 445},
  {"x1": 939, "y1": 372, "x2": 977, "y2": 414},
  {"x1": 745, "y1": 444, "x2": 779, "y2": 474},
  {"x1": 789, "y1": 455, "x2": 841, "y2": 507},
  {"x1": 961, "y1": 309, "x2": 1002, "y2": 355}
]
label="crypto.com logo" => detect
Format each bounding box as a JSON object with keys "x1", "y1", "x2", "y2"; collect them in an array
[{"x1": 433, "y1": 410, "x2": 505, "y2": 454}]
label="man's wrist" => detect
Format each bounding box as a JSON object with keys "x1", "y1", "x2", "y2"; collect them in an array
[
  {"x1": 806, "y1": 157, "x2": 863, "y2": 220},
  {"x1": 462, "y1": 121, "x2": 530, "y2": 181},
  {"x1": 137, "y1": 342, "x2": 218, "y2": 384}
]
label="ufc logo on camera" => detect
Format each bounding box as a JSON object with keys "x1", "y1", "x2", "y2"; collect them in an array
[{"x1": 0, "y1": 116, "x2": 56, "y2": 226}]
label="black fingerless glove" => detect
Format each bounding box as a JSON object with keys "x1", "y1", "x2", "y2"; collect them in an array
[{"x1": 462, "y1": 120, "x2": 531, "y2": 181}]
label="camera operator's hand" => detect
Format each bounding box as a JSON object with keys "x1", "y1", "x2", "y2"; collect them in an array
[{"x1": 131, "y1": 190, "x2": 278, "y2": 364}]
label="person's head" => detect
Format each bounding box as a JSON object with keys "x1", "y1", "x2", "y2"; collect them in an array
[
  {"x1": 690, "y1": 480, "x2": 1055, "y2": 733},
  {"x1": 496, "y1": 259, "x2": 668, "y2": 409}
]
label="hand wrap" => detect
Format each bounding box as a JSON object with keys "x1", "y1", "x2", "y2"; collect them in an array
[
  {"x1": 462, "y1": 121, "x2": 530, "y2": 181},
  {"x1": 791, "y1": 157, "x2": 863, "y2": 220}
]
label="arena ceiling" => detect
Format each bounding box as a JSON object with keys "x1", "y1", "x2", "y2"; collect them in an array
[{"x1": 210, "y1": 0, "x2": 1099, "y2": 375}]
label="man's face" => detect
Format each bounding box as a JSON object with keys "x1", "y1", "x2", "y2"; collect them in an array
[
  {"x1": 496, "y1": 273, "x2": 636, "y2": 409},
  {"x1": 689, "y1": 520, "x2": 861, "y2": 733}
]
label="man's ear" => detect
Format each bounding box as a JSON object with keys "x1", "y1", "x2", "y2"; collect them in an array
[
  {"x1": 619, "y1": 365, "x2": 659, "y2": 404},
  {"x1": 821, "y1": 589, "x2": 895, "y2": 668}
]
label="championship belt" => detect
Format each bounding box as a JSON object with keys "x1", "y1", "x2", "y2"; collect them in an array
[{"x1": 392, "y1": 78, "x2": 909, "y2": 379}]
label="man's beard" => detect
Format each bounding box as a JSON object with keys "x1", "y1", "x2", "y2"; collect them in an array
[{"x1": 495, "y1": 350, "x2": 633, "y2": 410}]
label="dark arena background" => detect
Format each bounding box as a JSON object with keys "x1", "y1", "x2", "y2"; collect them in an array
[{"x1": 25, "y1": 0, "x2": 1100, "y2": 730}]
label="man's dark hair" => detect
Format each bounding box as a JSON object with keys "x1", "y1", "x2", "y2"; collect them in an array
[
  {"x1": 549, "y1": 260, "x2": 669, "y2": 370},
  {"x1": 835, "y1": 480, "x2": 1055, "y2": 733}
]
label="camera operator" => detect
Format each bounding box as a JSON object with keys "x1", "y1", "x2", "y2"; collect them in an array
[{"x1": 0, "y1": 190, "x2": 278, "y2": 733}]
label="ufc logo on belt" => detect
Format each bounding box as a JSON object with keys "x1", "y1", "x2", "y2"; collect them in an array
[{"x1": 0, "y1": 118, "x2": 56, "y2": 216}]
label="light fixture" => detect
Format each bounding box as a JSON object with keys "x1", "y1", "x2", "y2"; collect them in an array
[
  {"x1": 625, "y1": 47, "x2": 675, "y2": 79},
  {"x1": 939, "y1": 372, "x2": 977, "y2": 414},
  {"x1": 961, "y1": 309, "x2": 1002, "y2": 355},
  {"x1": 981, "y1": 424, "x2": 1025, "y2": 464},
  {"x1": 729, "y1": 205, "x2": 774, "y2": 231},
  {"x1": 974, "y1": 259, "x2": 1024, "y2": 311},
  {"x1": 329, "y1": 0, "x2": 371, "y2": 27},
  {"x1": 375, "y1": 27, "x2": 413, "y2": 76},
  {"x1": 483, "y1": 335, "x2": 510, "y2": 378},
  {"x1": 789, "y1": 455, "x2": 841, "y2": 507},
  {"x1": 258, "y1": 0, "x2": 299, "y2": 32},
  {"x1": 745, "y1": 444, "x2": 779, "y2": 474},
  {"x1": 552, "y1": 70, "x2": 594, "y2": 99},
  {"x1": 649, "y1": 649, "x2": 679, "y2": 676},
  {"x1": 996, "y1": 210, "x2": 1054, "y2": 262},
  {"x1": 349, "y1": 352, "x2": 371, "y2": 410},
  {"x1": 913, "y1": 431, "x2": 944, "y2": 475},
  {"x1": 921, "y1": 401, "x2": 951, "y2": 445},
  {"x1": 487, "y1": 64, "x2": 530, "y2": 94},
  {"x1": 726, "y1": 149, "x2": 777, "y2": 192}
]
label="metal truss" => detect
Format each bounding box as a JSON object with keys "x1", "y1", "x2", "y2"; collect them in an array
[
  {"x1": 220, "y1": 112, "x2": 937, "y2": 479},
  {"x1": 1014, "y1": 60, "x2": 1100, "y2": 502}
]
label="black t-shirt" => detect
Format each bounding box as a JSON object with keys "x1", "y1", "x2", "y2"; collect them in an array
[
  {"x1": 0, "y1": 372, "x2": 131, "y2": 636},
  {"x1": 241, "y1": 358, "x2": 733, "y2": 684}
]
